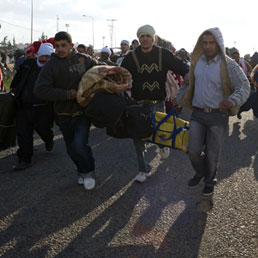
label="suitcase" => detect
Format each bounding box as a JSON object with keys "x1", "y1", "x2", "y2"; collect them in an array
[
  {"x1": 146, "y1": 110, "x2": 189, "y2": 152},
  {"x1": 0, "y1": 92, "x2": 16, "y2": 150}
]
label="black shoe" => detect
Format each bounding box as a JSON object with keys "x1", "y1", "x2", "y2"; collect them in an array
[
  {"x1": 45, "y1": 138, "x2": 54, "y2": 151},
  {"x1": 146, "y1": 164, "x2": 152, "y2": 173},
  {"x1": 12, "y1": 161, "x2": 31, "y2": 170},
  {"x1": 203, "y1": 185, "x2": 214, "y2": 196},
  {"x1": 237, "y1": 112, "x2": 242, "y2": 119},
  {"x1": 188, "y1": 175, "x2": 203, "y2": 187}
]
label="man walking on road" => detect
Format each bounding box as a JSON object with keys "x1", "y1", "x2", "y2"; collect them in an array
[
  {"x1": 11, "y1": 43, "x2": 55, "y2": 170},
  {"x1": 178, "y1": 27, "x2": 250, "y2": 195},
  {"x1": 34, "y1": 32, "x2": 99, "y2": 190},
  {"x1": 121, "y1": 24, "x2": 189, "y2": 183}
]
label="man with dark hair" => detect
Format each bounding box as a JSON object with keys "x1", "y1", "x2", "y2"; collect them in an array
[
  {"x1": 121, "y1": 24, "x2": 189, "y2": 183},
  {"x1": 230, "y1": 47, "x2": 252, "y2": 77},
  {"x1": 86, "y1": 45, "x2": 95, "y2": 58},
  {"x1": 117, "y1": 40, "x2": 130, "y2": 66},
  {"x1": 34, "y1": 31, "x2": 99, "y2": 190},
  {"x1": 131, "y1": 39, "x2": 139, "y2": 50},
  {"x1": 11, "y1": 43, "x2": 55, "y2": 170},
  {"x1": 177, "y1": 28, "x2": 250, "y2": 195},
  {"x1": 77, "y1": 44, "x2": 87, "y2": 54}
]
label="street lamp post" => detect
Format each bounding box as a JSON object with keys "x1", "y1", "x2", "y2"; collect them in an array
[
  {"x1": 65, "y1": 24, "x2": 70, "y2": 32},
  {"x1": 31, "y1": 0, "x2": 33, "y2": 43},
  {"x1": 82, "y1": 15, "x2": 94, "y2": 47}
]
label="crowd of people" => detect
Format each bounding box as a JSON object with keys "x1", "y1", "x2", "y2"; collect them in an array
[{"x1": 1, "y1": 24, "x2": 258, "y2": 196}]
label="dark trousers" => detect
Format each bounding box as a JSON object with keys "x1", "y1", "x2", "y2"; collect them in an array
[
  {"x1": 16, "y1": 105, "x2": 54, "y2": 163},
  {"x1": 58, "y1": 115, "x2": 95, "y2": 178},
  {"x1": 188, "y1": 110, "x2": 228, "y2": 186}
]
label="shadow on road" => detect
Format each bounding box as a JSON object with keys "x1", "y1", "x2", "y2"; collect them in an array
[
  {"x1": 0, "y1": 127, "x2": 210, "y2": 258},
  {"x1": 219, "y1": 117, "x2": 258, "y2": 182}
]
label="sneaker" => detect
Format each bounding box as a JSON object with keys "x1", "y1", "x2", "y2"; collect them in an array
[
  {"x1": 188, "y1": 175, "x2": 203, "y2": 187},
  {"x1": 134, "y1": 172, "x2": 150, "y2": 183},
  {"x1": 134, "y1": 164, "x2": 152, "y2": 183},
  {"x1": 77, "y1": 177, "x2": 84, "y2": 185},
  {"x1": 83, "y1": 177, "x2": 95, "y2": 190},
  {"x1": 45, "y1": 138, "x2": 54, "y2": 152},
  {"x1": 159, "y1": 147, "x2": 170, "y2": 159},
  {"x1": 203, "y1": 185, "x2": 214, "y2": 196},
  {"x1": 12, "y1": 161, "x2": 31, "y2": 170}
]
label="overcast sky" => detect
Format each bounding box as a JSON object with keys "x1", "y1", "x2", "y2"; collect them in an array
[{"x1": 0, "y1": 0, "x2": 257, "y2": 55}]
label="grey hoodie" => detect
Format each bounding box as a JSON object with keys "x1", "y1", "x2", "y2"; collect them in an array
[{"x1": 177, "y1": 27, "x2": 250, "y2": 115}]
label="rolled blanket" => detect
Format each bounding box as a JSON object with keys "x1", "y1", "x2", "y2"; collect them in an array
[{"x1": 77, "y1": 65, "x2": 131, "y2": 107}]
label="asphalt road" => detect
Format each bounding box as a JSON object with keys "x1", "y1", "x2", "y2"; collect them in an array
[{"x1": 0, "y1": 109, "x2": 257, "y2": 258}]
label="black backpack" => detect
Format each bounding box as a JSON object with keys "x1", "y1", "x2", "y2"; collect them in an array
[{"x1": 106, "y1": 93, "x2": 154, "y2": 139}]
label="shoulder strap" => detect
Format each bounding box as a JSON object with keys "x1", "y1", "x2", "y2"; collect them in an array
[
  {"x1": 132, "y1": 47, "x2": 162, "y2": 73},
  {"x1": 132, "y1": 50, "x2": 141, "y2": 73},
  {"x1": 159, "y1": 47, "x2": 162, "y2": 71}
]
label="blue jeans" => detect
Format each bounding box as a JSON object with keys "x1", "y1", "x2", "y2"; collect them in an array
[
  {"x1": 58, "y1": 115, "x2": 95, "y2": 178},
  {"x1": 188, "y1": 110, "x2": 228, "y2": 186},
  {"x1": 133, "y1": 101, "x2": 165, "y2": 172}
]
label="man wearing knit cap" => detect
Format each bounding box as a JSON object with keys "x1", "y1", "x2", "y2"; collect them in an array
[
  {"x1": 99, "y1": 46, "x2": 117, "y2": 66},
  {"x1": 10, "y1": 42, "x2": 55, "y2": 170},
  {"x1": 121, "y1": 24, "x2": 189, "y2": 183},
  {"x1": 117, "y1": 40, "x2": 130, "y2": 66}
]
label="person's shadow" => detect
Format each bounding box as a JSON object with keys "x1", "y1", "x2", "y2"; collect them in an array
[
  {"x1": 0, "y1": 126, "x2": 210, "y2": 258},
  {"x1": 218, "y1": 116, "x2": 258, "y2": 182}
]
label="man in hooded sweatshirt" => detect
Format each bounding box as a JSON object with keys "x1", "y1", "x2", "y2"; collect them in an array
[
  {"x1": 11, "y1": 42, "x2": 55, "y2": 170},
  {"x1": 177, "y1": 27, "x2": 250, "y2": 195},
  {"x1": 34, "y1": 31, "x2": 107, "y2": 190}
]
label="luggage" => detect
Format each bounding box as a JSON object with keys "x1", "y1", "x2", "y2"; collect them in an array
[
  {"x1": 146, "y1": 110, "x2": 189, "y2": 152},
  {"x1": 106, "y1": 93, "x2": 153, "y2": 139},
  {"x1": 0, "y1": 92, "x2": 16, "y2": 150},
  {"x1": 251, "y1": 52, "x2": 258, "y2": 67},
  {"x1": 83, "y1": 91, "x2": 126, "y2": 128}
]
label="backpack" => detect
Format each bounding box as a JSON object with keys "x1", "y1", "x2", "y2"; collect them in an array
[{"x1": 106, "y1": 93, "x2": 154, "y2": 139}]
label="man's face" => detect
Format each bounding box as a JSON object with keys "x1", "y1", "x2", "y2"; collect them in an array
[
  {"x1": 100, "y1": 52, "x2": 109, "y2": 60},
  {"x1": 87, "y1": 47, "x2": 93, "y2": 55},
  {"x1": 25, "y1": 51, "x2": 35, "y2": 59},
  {"x1": 121, "y1": 43, "x2": 129, "y2": 53},
  {"x1": 77, "y1": 47, "x2": 86, "y2": 54},
  {"x1": 38, "y1": 55, "x2": 50, "y2": 65},
  {"x1": 202, "y1": 34, "x2": 219, "y2": 60},
  {"x1": 232, "y1": 52, "x2": 240, "y2": 61},
  {"x1": 139, "y1": 34, "x2": 153, "y2": 51},
  {"x1": 54, "y1": 40, "x2": 73, "y2": 58},
  {"x1": 131, "y1": 42, "x2": 139, "y2": 50}
]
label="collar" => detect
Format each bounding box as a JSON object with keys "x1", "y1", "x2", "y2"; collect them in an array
[
  {"x1": 120, "y1": 50, "x2": 129, "y2": 57},
  {"x1": 201, "y1": 53, "x2": 221, "y2": 64}
]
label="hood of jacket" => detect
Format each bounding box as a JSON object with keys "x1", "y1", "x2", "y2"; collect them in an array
[
  {"x1": 182, "y1": 27, "x2": 239, "y2": 116},
  {"x1": 191, "y1": 27, "x2": 225, "y2": 64}
]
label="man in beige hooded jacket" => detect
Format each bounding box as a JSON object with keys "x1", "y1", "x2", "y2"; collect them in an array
[{"x1": 177, "y1": 27, "x2": 250, "y2": 195}]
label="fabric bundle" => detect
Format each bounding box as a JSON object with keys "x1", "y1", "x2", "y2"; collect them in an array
[{"x1": 77, "y1": 65, "x2": 131, "y2": 107}]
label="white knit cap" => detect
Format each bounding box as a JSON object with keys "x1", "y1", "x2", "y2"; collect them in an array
[
  {"x1": 137, "y1": 24, "x2": 155, "y2": 41},
  {"x1": 38, "y1": 43, "x2": 54, "y2": 57},
  {"x1": 101, "y1": 46, "x2": 111, "y2": 56}
]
